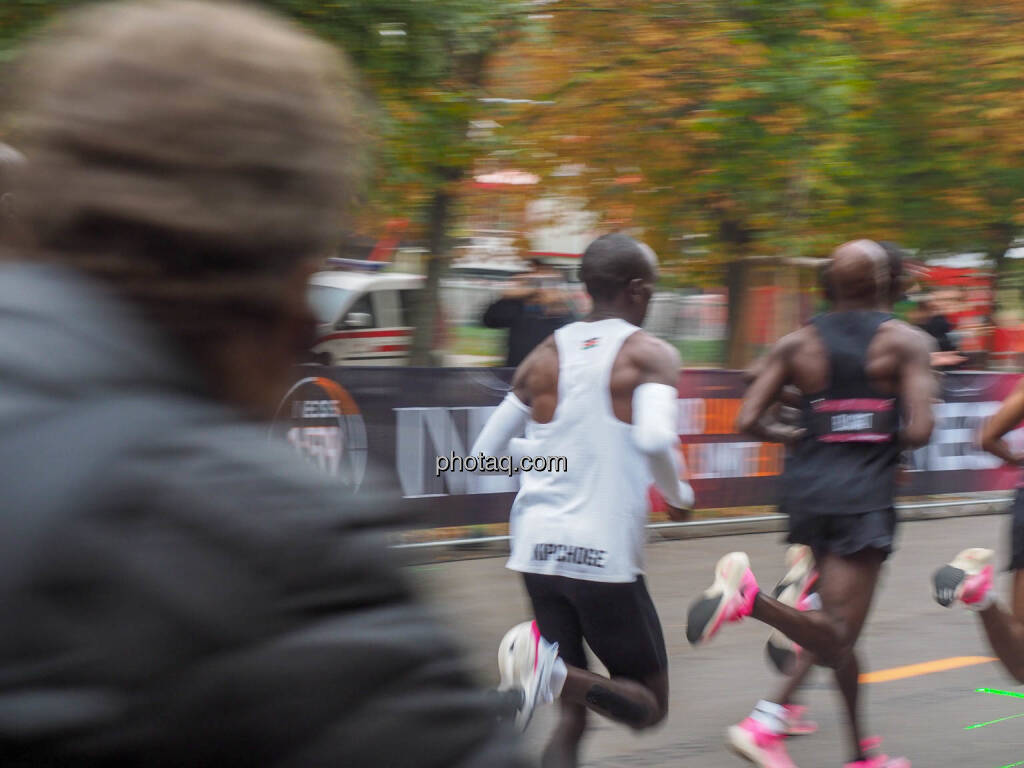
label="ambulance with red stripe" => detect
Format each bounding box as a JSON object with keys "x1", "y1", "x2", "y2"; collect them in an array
[{"x1": 307, "y1": 259, "x2": 424, "y2": 365}]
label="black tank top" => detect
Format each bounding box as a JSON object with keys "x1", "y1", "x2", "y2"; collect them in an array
[{"x1": 780, "y1": 311, "x2": 901, "y2": 518}]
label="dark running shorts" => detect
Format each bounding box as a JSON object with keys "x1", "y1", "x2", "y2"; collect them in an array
[
  {"x1": 1008, "y1": 488, "x2": 1024, "y2": 572},
  {"x1": 786, "y1": 508, "x2": 898, "y2": 561},
  {"x1": 522, "y1": 573, "x2": 668, "y2": 681}
]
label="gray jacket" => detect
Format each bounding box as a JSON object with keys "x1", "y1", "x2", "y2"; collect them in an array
[{"x1": 0, "y1": 264, "x2": 527, "y2": 767}]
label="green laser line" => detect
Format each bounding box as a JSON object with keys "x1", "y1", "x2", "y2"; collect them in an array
[
  {"x1": 997, "y1": 761, "x2": 1024, "y2": 768},
  {"x1": 966, "y1": 712, "x2": 1024, "y2": 730},
  {"x1": 977, "y1": 687, "x2": 1024, "y2": 700}
]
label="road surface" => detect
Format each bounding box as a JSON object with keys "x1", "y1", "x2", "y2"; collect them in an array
[{"x1": 410, "y1": 514, "x2": 1022, "y2": 768}]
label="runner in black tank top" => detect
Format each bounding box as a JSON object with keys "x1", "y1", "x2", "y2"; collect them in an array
[
  {"x1": 933, "y1": 377, "x2": 1024, "y2": 684},
  {"x1": 782, "y1": 310, "x2": 902, "y2": 553},
  {"x1": 684, "y1": 240, "x2": 935, "y2": 768},
  {"x1": 731, "y1": 245, "x2": 918, "y2": 749}
]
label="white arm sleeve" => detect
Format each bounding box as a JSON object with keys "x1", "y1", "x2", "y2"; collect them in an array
[
  {"x1": 470, "y1": 392, "x2": 531, "y2": 457},
  {"x1": 647, "y1": 446, "x2": 695, "y2": 509},
  {"x1": 633, "y1": 382, "x2": 695, "y2": 509},
  {"x1": 633, "y1": 383, "x2": 682, "y2": 454}
]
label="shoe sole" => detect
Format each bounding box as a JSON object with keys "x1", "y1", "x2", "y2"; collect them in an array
[
  {"x1": 786, "y1": 725, "x2": 817, "y2": 737},
  {"x1": 726, "y1": 725, "x2": 775, "y2": 767},
  {"x1": 687, "y1": 552, "x2": 750, "y2": 646},
  {"x1": 932, "y1": 564, "x2": 966, "y2": 608},
  {"x1": 933, "y1": 549, "x2": 994, "y2": 607},
  {"x1": 497, "y1": 622, "x2": 531, "y2": 690},
  {"x1": 516, "y1": 639, "x2": 558, "y2": 732}
]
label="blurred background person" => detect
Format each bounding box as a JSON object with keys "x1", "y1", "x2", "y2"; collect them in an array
[
  {"x1": 0, "y1": 2, "x2": 530, "y2": 766},
  {"x1": 483, "y1": 258, "x2": 578, "y2": 367},
  {"x1": 911, "y1": 295, "x2": 966, "y2": 370}
]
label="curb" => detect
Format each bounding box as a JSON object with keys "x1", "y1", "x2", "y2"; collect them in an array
[{"x1": 397, "y1": 495, "x2": 1014, "y2": 565}]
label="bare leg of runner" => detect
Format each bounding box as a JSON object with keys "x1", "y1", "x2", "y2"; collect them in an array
[
  {"x1": 542, "y1": 702, "x2": 587, "y2": 768},
  {"x1": 774, "y1": 653, "x2": 815, "y2": 705},
  {"x1": 751, "y1": 550, "x2": 885, "y2": 761},
  {"x1": 541, "y1": 669, "x2": 666, "y2": 768},
  {"x1": 935, "y1": 549, "x2": 1024, "y2": 683},
  {"x1": 976, "y1": 570, "x2": 1024, "y2": 682},
  {"x1": 559, "y1": 666, "x2": 666, "y2": 728}
]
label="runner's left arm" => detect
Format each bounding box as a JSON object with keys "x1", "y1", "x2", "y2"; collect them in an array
[
  {"x1": 980, "y1": 378, "x2": 1024, "y2": 466},
  {"x1": 470, "y1": 341, "x2": 546, "y2": 457},
  {"x1": 898, "y1": 326, "x2": 937, "y2": 449},
  {"x1": 469, "y1": 391, "x2": 530, "y2": 458},
  {"x1": 736, "y1": 333, "x2": 805, "y2": 444}
]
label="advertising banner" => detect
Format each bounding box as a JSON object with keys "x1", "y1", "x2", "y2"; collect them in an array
[{"x1": 273, "y1": 366, "x2": 1024, "y2": 528}]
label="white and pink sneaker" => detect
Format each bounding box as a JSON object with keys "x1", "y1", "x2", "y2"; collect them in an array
[
  {"x1": 727, "y1": 717, "x2": 798, "y2": 768},
  {"x1": 497, "y1": 620, "x2": 561, "y2": 731},
  {"x1": 845, "y1": 737, "x2": 910, "y2": 767},
  {"x1": 687, "y1": 552, "x2": 760, "y2": 645},
  {"x1": 783, "y1": 704, "x2": 818, "y2": 737},
  {"x1": 933, "y1": 548, "x2": 994, "y2": 610},
  {"x1": 767, "y1": 545, "x2": 819, "y2": 674}
]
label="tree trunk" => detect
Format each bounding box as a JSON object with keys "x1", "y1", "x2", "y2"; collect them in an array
[
  {"x1": 725, "y1": 259, "x2": 751, "y2": 370},
  {"x1": 983, "y1": 235, "x2": 1014, "y2": 363},
  {"x1": 409, "y1": 186, "x2": 452, "y2": 366}
]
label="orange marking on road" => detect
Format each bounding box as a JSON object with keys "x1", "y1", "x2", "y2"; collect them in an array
[{"x1": 860, "y1": 656, "x2": 996, "y2": 684}]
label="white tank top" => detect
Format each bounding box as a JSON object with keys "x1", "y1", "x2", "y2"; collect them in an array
[{"x1": 506, "y1": 318, "x2": 653, "y2": 583}]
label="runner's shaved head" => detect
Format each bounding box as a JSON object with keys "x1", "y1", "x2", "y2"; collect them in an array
[
  {"x1": 830, "y1": 239, "x2": 890, "y2": 306},
  {"x1": 581, "y1": 233, "x2": 656, "y2": 301}
]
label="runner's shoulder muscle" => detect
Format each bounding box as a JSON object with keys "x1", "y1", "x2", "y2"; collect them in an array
[
  {"x1": 619, "y1": 331, "x2": 680, "y2": 387},
  {"x1": 512, "y1": 335, "x2": 557, "y2": 405}
]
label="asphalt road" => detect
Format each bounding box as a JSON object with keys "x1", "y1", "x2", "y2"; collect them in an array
[{"x1": 409, "y1": 514, "x2": 1023, "y2": 768}]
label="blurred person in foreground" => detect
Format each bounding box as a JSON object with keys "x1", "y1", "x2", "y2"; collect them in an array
[
  {"x1": 483, "y1": 258, "x2": 577, "y2": 367},
  {"x1": 472, "y1": 234, "x2": 695, "y2": 767},
  {"x1": 0, "y1": 142, "x2": 27, "y2": 246},
  {"x1": 0, "y1": 3, "x2": 530, "y2": 766}
]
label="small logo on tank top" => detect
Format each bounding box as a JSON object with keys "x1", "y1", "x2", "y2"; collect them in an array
[{"x1": 582, "y1": 337, "x2": 599, "y2": 350}]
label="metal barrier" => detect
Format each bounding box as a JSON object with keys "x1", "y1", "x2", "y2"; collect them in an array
[{"x1": 392, "y1": 495, "x2": 1013, "y2": 550}]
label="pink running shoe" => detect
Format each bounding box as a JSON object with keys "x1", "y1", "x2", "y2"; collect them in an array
[
  {"x1": 687, "y1": 552, "x2": 760, "y2": 646},
  {"x1": 727, "y1": 717, "x2": 798, "y2": 768},
  {"x1": 844, "y1": 738, "x2": 910, "y2": 767},
  {"x1": 932, "y1": 548, "x2": 994, "y2": 609},
  {"x1": 783, "y1": 704, "x2": 818, "y2": 737}
]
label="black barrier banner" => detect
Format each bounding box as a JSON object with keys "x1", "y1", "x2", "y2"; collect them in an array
[{"x1": 272, "y1": 367, "x2": 1024, "y2": 528}]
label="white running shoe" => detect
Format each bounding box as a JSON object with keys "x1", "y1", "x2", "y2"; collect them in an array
[
  {"x1": 933, "y1": 548, "x2": 995, "y2": 609},
  {"x1": 686, "y1": 552, "x2": 760, "y2": 646},
  {"x1": 766, "y1": 545, "x2": 818, "y2": 674},
  {"x1": 497, "y1": 620, "x2": 560, "y2": 731}
]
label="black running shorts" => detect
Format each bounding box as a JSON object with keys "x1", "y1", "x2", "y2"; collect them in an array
[
  {"x1": 522, "y1": 573, "x2": 668, "y2": 680},
  {"x1": 786, "y1": 508, "x2": 898, "y2": 561},
  {"x1": 1008, "y1": 488, "x2": 1024, "y2": 572}
]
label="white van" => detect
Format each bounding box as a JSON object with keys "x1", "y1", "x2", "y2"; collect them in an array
[{"x1": 307, "y1": 261, "x2": 425, "y2": 365}]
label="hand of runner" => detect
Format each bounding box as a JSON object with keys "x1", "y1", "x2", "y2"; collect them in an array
[
  {"x1": 758, "y1": 422, "x2": 807, "y2": 445},
  {"x1": 930, "y1": 350, "x2": 966, "y2": 368},
  {"x1": 665, "y1": 504, "x2": 692, "y2": 522}
]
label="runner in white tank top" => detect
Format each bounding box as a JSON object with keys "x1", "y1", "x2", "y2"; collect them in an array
[
  {"x1": 473, "y1": 234, "x2": 695, "y2": 763},
  {"x1": 506, "y1": 317, "x2": 654, "y2": 582}
]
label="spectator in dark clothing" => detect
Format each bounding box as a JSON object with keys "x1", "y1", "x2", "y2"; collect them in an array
[
  {"x1": 483, "y1": 262, "x2": 577, "y2": 366},
  {"x1": 912, "y1": 298, "x2": 966, "y2": 370},
  {"x1": 922, "y1": 310, "x2": 956, "y2": 352},
  {"x1": 0, "y1": 3, "x2": 529, "y2": 766}
]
